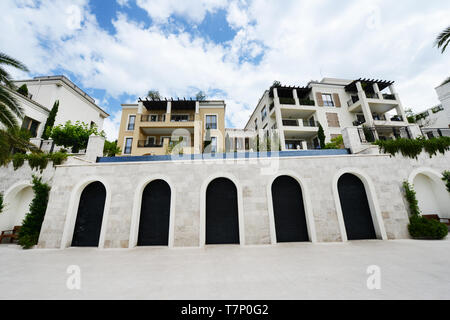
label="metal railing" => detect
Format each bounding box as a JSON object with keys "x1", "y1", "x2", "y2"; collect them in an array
[
  {"x1": 420, "y1": 128, "x2": 450, "y2": 139},
  {"x1": 358, "y1": 126, "x2": 411, "y2": 143},
  {"x1": 347, "y1": 95, "x2": 359, "y2": 107},
  {"x1": 137, "y1": 140, "x2": 163, "y2": 148},
  {"x1": 302, "y1": 120, "x2": 319, "y2": 127},
  {"x1": 282, "y1": 119, "x2": 298, "y2": 126},
  {"x1": 141, "y1": 114, "x2": 166, "y2": 122}
]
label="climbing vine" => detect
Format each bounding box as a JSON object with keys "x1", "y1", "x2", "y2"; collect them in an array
[
  {"x1": 403, "y1": 180, "x2": 448, "y2": 240},
  {"x1": 374, "y1": 136, "x2": 450, "y2": 159},
  {"x1": 442, "y1": 170, "x2": 450, "y2": 193},
  {"x1": 11, "y1": 151, "x2": 68, "y2": 172}
]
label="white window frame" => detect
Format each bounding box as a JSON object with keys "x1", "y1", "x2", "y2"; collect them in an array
[
  {"x1": 210, "y1": 136, "x2": 218, "y2": 153},
  {"x1": 322, "y1": 94, "x2": 334, "y2": 107},
  {"x1": 126, "y1": 114, "x2": 136, "y2": 131},
  {"x1": 204, "y1": 113, "x2": 219, "y2": 130},
  {"x1": 123, "y1": 137, "x2": 133, "y2": 155},
  {"x1": 146, "y1": 136, "x2": 156, "y2": 145}
]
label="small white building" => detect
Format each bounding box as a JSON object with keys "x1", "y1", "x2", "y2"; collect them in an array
[
  {"x1": 416, "y1": 81, "x2": 450, "y2": 132},
  {"x1": 13, "y1": 75, "x2": 109, "y2": 134}
]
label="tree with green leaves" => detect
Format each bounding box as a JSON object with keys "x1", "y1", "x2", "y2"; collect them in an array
[
  {"x1": 272, "y1": 80, "x2": 281, "y2": 87},
  {"x1": 442, "y1": 171, "x2": 450, "y2": 193},
  {"x1": 317, "y1": 123, "x2": 325, "y2": 148},
  {"x1": 196, "y1": 91, "x2": 206, "y2": 101},
  {"x1": 147, "y1": 90, "x2": 161, "y2": 100},
  {"x1": 42, "y1": 100, "x2": 59, "y2": 140},
  {"x1": 47, "y1": 120, "x2": 105, "y2": 153},
  {"x1": 0, "y1": 52, "x2": 29, "y2": 128},
  {"x1": 103, "y1": 140, "x2": 121, "y2": 157},
  {"x1": 17, "y1": 84, "x2": 28, "y2": 96},
  {"x1": 18, "y1": 176, "x2": 51, "y2": 249},
  {"x1": 0, "y1": 126, "x2": 37, "y2": 166}
]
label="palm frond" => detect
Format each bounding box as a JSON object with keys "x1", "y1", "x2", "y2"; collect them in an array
[
  {"x1": 435, "y1": 25, "x2": 450, "y2": 53},
  {"x1": 0, "y1": 86, "x2": 23, "y2": 117},
  {"x1": 0, "y1": 104, "x2": 19, "y2": 128},
  {"x1": 0, "y1": 52, "x2": 29, "y2": 72}
]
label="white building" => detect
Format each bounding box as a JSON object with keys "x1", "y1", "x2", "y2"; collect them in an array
[
  {"x1": 13, "y1": 75, "x2": 109, "y2": 136},
  {"x1": 415, "y1": 81, "x2": 450, "y2": 133},
  {"x1": 244, "y1": 78, "x2": 409, "y2": 150}
]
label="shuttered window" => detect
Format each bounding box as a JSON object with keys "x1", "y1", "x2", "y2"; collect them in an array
[{"x1": 326, "y1": 113, "x2": 340, "y2": 128}]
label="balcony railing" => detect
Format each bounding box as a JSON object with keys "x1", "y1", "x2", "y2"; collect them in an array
[
  {"x1": 141, "y1": 114, "x2": 166, "y2": 122},
  {"x1": 347, "y1": 95, "x2": 359, "y2": 106},
  {"x1": 390, "y1": 115, "x2": 403, "y2": 122},
  {"x1": 279, "y1": 97, "x2": 296, "y2": 105},
  {"x1": 138, "y1": 140, "x2": 163, "y2": 148},
  {"x1": 302, "y1": 120, "x2": 319, "y2": 127},
  {"x1": 382, "y1": 93, "x2": 396, "y2": 100},
  {"x1": 170, "y1": 114, "x2": 195, "y2": 122},
  {"x1": 282, "y1": 119, "x2": 298, "y2": 126},
  {"x1": 269, "y1": 102, "x2": 274, "y2": 111},
  {"x1": 298, "y1": 99, "x2": 315, "y2": 106}
]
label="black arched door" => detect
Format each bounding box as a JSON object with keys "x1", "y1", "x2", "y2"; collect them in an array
[
  {"x1": 271, "y1": 176, "x2": 309, "y2": 242},
  {"x1": 338, "y1": 173, "x2": 376, "y2": 240},
  {"x1": 72, "y1": 182, "x2": 106, "y2": 247},
  {"x1": 138, "y1": 180, "x2": 171, "y2": 246},
  {"x1": 206, "y1": 178, "x2": 240, "y2": 244}
]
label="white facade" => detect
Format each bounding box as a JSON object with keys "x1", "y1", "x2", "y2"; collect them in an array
[
  {"x1": 244, "y1": 78, "x2": 409, "y2": 150},
  {"x1": 416, "y1": 81, "x2": 450, "y2": 129},
  {"x1": 0, "y1": 86, "x2": 50, "y2": 138},
  {"x1": 14, "y1": 75, "x2": 109, "y2": 131}
]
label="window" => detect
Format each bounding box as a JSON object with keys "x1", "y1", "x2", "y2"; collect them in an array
[
  {"x1": 326, "y1": 112, "x2": 340, "y2": 128},
  {"x1": 254, "y1": 118, "x2": 258, "y2": 130},
  {"x1": 211, "y1": 137, "x2": 217, "y2": 153},
  {"x1": 127, "y1": 115, "x2": 136, "y2": 130},
  {"x1": 124, "y1": 138, "x2": 133, "y2": 154},
  {"x1": 205, "y1": 115, "x2": 217, "y2": 129},
  {"x1": 261, "y1": 106, "x2": 267, "y2": 121},
  {"x1": 150, "y1": 115, "x2": 158, "y2": 122},
  {"x1": 21, "y1": 116, "x2": 40, "y2": 138},
  {"x1": 90, "y1": 121, "x2": 96, "y2": 129},
  {"x1": 146, "y1": 137, "x2": 155, "y2": 145},
  {"x1": 322, "y1": 94, "x2": 334, "y2": 107},
  {"x1": 171, "y1": 114, "x2": 189, "y2": 122}
]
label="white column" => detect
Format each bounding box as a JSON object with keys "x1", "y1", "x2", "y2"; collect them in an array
[
  {"x1": 301, "y1": 140, "x2": 308, "y2": 150},
  {"x1": 138, "y1": 101, "x2": 143, "y2": 114},
  {"x1": 357, "y1": 81, "x2": 374, "y2": 127},
  {"x1": 195, "y1": 101, "x2": 200, "y2": 114},
  {"x1": 389, "y1": 84, "x2": 407, "y2": 121},
  {"x1": 293, "y1": 89, "x2": 299, "y2": 106},
  {"x1": 85, "y1": 134, "x2": 105, "y2": 162},
  {"x1": 373, "y1": 83, "x2": 381, "y2": 99},
  {"x1": 167, "y1": 101, "x2": 172, "y2": 114}
]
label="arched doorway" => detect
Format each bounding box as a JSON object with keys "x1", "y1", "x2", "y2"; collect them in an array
[
  {"x1": 271, "y1": 176, "x2": 309, "y2": 242},
  {"x1": 337, "y1": 173, "x2": 376, "y2": 240},
  {"x1": 0, "y1": 185, "x2": 34, "y2": 235},
  {"x1": 413, "y1": 173, "x2": 450, "y2": 218},
  {"x1": 138, "y1": 179, "x2": 171, "y2": 246},
  {"x1": 206, "y1": 178, "x2": 240, "y2": 244},
  {"x1": 71, "y1": 181, "x2": 106, "y2": 247}
]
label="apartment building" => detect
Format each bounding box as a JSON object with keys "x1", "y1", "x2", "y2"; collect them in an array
[
  {"x1": 117, "y1": 99, "x2": 226, "y2": 156},
  {"x1": 13, "y1": 75, "x2": 109, "y2": 134},
  {"x1": 244, "y1": 78, "x2": 408, "y2": 150},
  {"x1": 415, "y1": 81, "x2": 450, "y2": 132}
]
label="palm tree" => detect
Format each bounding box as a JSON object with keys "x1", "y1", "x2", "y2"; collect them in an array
[
  {"x1": 435, "y1": 25, "x2": 450, "y2": 53},
  {"x1": 0, "y1": 52, "x2": 29, "y2": 128}
]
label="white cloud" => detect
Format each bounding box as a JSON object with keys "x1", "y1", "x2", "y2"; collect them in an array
[
  {"x1": 1, "y1": 0, "x2": 450, "y2": 141},
  {"x1": 135, "y1": 0, "x2": 227, "y2": 24},
  {"x1": 102, "y1": 110, "x2": 122, "y2": 141}
]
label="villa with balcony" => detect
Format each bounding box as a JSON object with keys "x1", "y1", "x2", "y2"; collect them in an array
[
  {"x1": 117, "y1": 98, "x2": 226, "y2": 156},
  {"x1": 244, "y1": 77, "x2": 410, "y2": 150}
]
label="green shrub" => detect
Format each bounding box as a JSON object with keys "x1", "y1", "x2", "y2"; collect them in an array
[
  {"x1": 49, "y1": 151, "x2": 68, "y2": 166},
  {"x1": 403, "y1": 181, "x2": 421, "y2": 216},
  {"x1": 317, "y1": 123, "x2": 325, "y2": 148},
  {"x1": 324, "y1": 135, "x2": 344, "y2": 149},
  {"x1": 374, "y1": 136, "x2": 450, "y2": 159},
  {"x1": 12, "y1": 152, "x2": 26, "y2": 170},
  {"x1": 18, "y1": 176, "x2": 51, "y2": 249},
  {"x1": 27, "y1": 152, "x2": 48, "y2": 172},
  {"x1": 408, "y1": 215, "x2": 448, "y2": 240},
  {"x1": 103, "y1": 140, "x2": 121, "y2": 157},
  {"x1": 442, "y1": 171, "x2": 450, "y2": 193}
]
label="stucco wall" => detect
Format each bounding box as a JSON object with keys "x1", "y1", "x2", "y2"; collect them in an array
[{"x1": 35, "y1": 151, "x2": 450, "y2": 249}]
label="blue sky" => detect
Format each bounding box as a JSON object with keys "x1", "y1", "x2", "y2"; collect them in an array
[{"x1": 1, "y1": 0, "x2": 449, "y2": 140}]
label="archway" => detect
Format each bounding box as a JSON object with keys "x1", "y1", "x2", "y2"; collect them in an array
[
  {"x1": 271, "y1": 175, "x2": 309, "y2": 242},
  {"x1": 337, "y1": 173, "x2": 376, "y2": 240},
  {"x1": 0, "y1": 184, "x2": 33, "y2": 237},
  {"x1": 71, "y1": 181, "x2": 106, "y2": 247},
  {"x1": 206, "y1": 178, "x2": 240, "y2": 244},
  {"x1": 413, "y1": 173, "x2": 450, "y2": 218},
  {"x1": 138, "y1": 179, "x2": 171, "y2": 246}
]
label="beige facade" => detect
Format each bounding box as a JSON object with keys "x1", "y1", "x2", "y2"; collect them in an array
[{"x1": 117, "y1": 100, "x2": 225, "y2": 156}]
